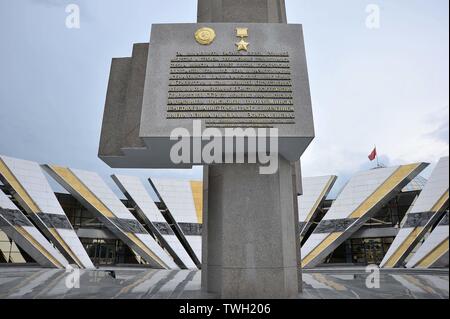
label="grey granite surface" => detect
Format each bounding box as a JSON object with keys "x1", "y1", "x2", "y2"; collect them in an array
[{"x1": 0, "y1": 267, "x2": 447, "y2": 299}]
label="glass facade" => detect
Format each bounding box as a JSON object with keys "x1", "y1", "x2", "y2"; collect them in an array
[
  {"x1": 56, "y1": 193, "x2": 107, "y2": 230},
  {"x1": 364, "y1": 192, "x2": 417, "y2": 229},
  {"x1": 324, "y1": 237, "x2": 395, "y2": 265},
  {"x1": 350, "y1": 237, "x2": 394, "y2": 265},
  {"x1": 80, "y1": 238, "x2": 139, "y2": 266}
]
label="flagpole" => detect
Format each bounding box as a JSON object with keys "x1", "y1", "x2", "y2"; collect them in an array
[{"x1": 376, "y1": 145, "x2": 380, "y2": 168}]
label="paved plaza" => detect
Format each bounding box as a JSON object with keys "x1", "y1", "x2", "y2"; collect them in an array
[{"x1": 0, "y1": 267, "x2": 447, "y2": 299}]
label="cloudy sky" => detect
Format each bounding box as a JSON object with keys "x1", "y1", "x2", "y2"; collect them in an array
[{"x1": 0, "y1": 0, "x2": 448, "y2": 197}]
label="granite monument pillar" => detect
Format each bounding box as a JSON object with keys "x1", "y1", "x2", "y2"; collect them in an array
[{"x1": 199, "y1": 0, "x2": 305, "y2": 299}]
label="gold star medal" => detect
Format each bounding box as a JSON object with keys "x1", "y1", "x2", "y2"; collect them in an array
[{"x1": 236, "y1": 39, "x2": 249, "y2": 51}]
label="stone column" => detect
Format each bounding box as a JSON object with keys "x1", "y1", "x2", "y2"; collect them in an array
[
  {"x1": 199, "y1": 0, "x2": 302, "y2": 299},
  {"x1": 197, "y1": 0, "x2": 287, "y2": 23}
]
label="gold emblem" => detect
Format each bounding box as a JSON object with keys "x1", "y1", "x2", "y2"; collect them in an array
[
  {"x1": 195, "y1": 27, "x2": 216, "y2": 45},
  {"x1": 236, "y1": 39, "x2": 250, "y2": 51},
  {"x1": 235, "y1": 27, "x2": 249, "y2": 52}
]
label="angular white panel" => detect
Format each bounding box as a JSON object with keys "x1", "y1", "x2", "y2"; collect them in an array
[
  {"x1": 185, "y1": 235, "x2": 202, "y2": 261},
  {"x1": 149, "y1": 178, "x2": 202, "y2": 262},
  {"x1": 0, "y1": 155, "x2": 94, "y2": 269},
  {"x1": 298, "y1": 175, "x2": 337, "y2": 239},
  {"x1": 380, "y1": 157, "x2": 449, "y2": 268},
  {"x1": 301, "y1": 233, "x2": 330, "y2": 259},
  {"x1": 113, "y1": 175, "x2": 198, "y2": 269},
  {"x1": 135, "y1": 233, "x2": 180, "y2": 269},
  {"x1": 0, "y1": 188, "x2": 69, "y2": 268},
  {"x1": 45, "y1": 166, "x2": 178, "y2": 270},
  {"x1": 407, "y1": 157, "x2": 449, "y2": 213},
  {"x1": 406, "y1": 213, "x2": 449, "y2": 268},
  {"x1": 323, "y1": 167, "x2": 398, "y2": 221},
  {"x1": 302, "y1": 164, "x2": 427, "y2": 268},
  {"x1": 151, "y1": 179, "x2": 200, "y2": 223}
]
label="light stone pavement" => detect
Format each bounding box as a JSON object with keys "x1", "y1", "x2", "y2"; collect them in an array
[{"x1": 0, "y1": 267, "x2": 447, "y2": 299}]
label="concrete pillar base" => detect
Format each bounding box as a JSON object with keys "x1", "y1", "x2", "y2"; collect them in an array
[{"x1": 201, "y1": 158, "x2": 301, "y2": 299}]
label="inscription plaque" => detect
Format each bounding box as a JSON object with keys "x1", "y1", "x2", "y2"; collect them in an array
[
  {"x1": 143, "y1": 24, "x2": 312, "y2": 128},
  {"x1": 167, "y1": 52, "x2": 294, "y2": 128}
]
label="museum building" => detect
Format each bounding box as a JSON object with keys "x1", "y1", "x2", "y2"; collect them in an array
[{"x1": 0, "y1": 154, "x2": 448, "y2": 269}]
